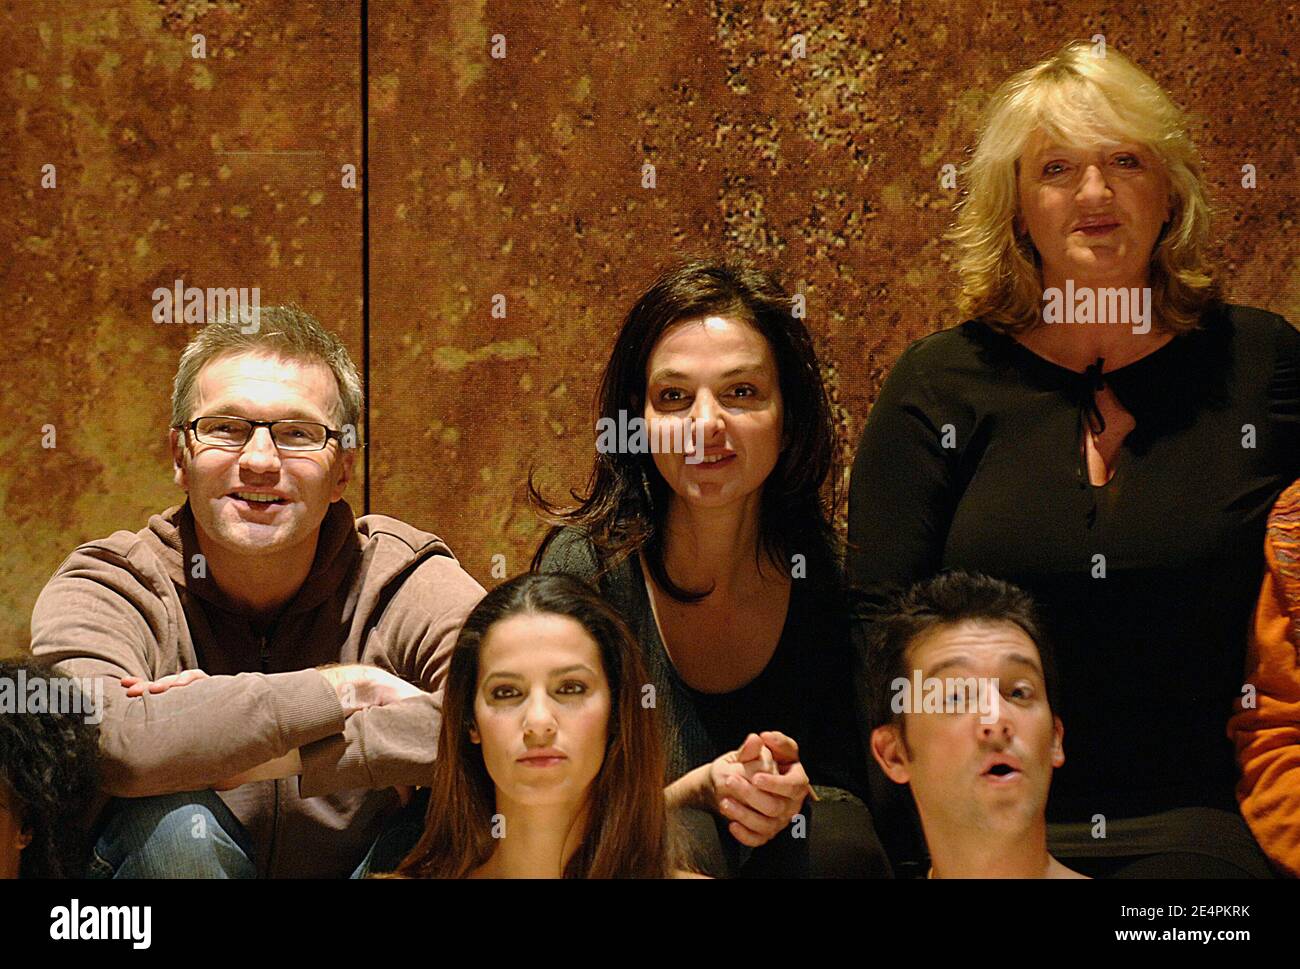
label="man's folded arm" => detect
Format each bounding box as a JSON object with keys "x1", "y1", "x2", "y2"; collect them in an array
[
  {"x1": 298, "y1": 556, "x2": 484, "y2": 797},
  {"x1": 30, "y1": 561, "x2": 347, "y2": 798},
  {"x1": 299, "y1": 693, "x2": 443, "y2": 796}
]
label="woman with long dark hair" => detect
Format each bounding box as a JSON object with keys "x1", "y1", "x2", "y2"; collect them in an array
[
  {"x1": 393, "y1": 572, "x2": 683, "y2": 878},
  {"x1": 532, "y1": 259, "x2": 889, "y2": 877}
]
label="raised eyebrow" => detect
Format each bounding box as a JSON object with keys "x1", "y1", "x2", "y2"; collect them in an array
[
  {"x1": 925, "y1": 654, "x2": 1043, "y2": 680},
  {"x1": 924, "y1": 657, "x2": 971, "y2": 679},
  {"x1": 1002, "y1": 654, "x2": 1045, "y2": 678}
]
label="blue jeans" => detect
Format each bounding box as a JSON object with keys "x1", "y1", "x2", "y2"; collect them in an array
[
  {"x1": 88, "y1": 789, "x2": 429, "y2": 879},
  {"x1": 88, "y1": 790, "x2": 257, "y2": 879}
]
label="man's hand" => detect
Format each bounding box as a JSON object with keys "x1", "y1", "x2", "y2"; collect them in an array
[
  {"x1": 707, "y1": 732, "x2": 813, "y2": 848},
  {"x1": 317, "y1": 664, "x2": 425, "y2": 716},
  {"x1": 121, "y1": 669, "x2": 210, "y2": 697}
]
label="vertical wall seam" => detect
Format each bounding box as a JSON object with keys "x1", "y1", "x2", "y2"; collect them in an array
[{"x1": 360, "y1": 0, "x2": 371, "y2": 515}]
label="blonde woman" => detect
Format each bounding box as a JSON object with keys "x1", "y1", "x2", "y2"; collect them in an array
[{"x1": 849, "y1": 42, "x2": 1299, "y2": 877}]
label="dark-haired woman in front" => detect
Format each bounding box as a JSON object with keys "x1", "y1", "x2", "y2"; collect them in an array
[
  {"x1": 532, "y1": 259, "x2": 889, "y2": 877},
  {"x1": 393, "y1": 572, "x2": 688, "y2": 878}
]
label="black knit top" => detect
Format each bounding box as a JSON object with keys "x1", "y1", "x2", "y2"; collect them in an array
[
  {"x1": 538, "y1": 526, "x2": 869, "y2": 800},
  {"x1": 848, "y1": 302, "x2": 1300, "y2": 824}
]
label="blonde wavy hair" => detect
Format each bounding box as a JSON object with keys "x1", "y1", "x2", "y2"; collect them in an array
[{"x1": 947, "y1": 41, "x2": 1219, "y2": 333}]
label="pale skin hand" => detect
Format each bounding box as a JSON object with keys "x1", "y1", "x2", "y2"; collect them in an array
[
  {"x1": 311, "y1": 667, "x2": 425, "y2": 805},
  {"x1": 665, "y1": 731, "x2": 814, "y2": 848},
  {"x1": 121, "y1": 664, "x2": 424, "y2": 798},
  {"x1": 316, "y1": 664, "x2": 426, "y2": 714}
]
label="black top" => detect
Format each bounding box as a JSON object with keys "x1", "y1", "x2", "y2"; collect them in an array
[
  {"x1": 848, "y1": 303, "x2": 1300, "y2": 825},
  {"x1": 538, "y1": 527, "x2": 869, "y2": 800}
]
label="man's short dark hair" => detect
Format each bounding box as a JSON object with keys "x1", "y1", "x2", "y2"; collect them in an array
[{"x1": 863, "y1": 570, "x2": 1061, "y2": 735}]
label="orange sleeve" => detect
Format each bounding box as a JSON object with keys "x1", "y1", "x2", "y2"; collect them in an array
[{"x1": 1229, "y1": 487, "x2": 1300, "y2": 877}]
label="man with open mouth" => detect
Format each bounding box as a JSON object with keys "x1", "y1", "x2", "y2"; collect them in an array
[
  {"x1": 31, "y1": 305, "x2": 485, "y2": 878},
  {"x1": 864, "y1": 571, "x2": 1085, "y2": 878}
]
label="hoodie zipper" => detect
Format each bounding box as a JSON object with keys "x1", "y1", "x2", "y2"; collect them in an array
[{"x1": 259, "y1": 633, "x2": 280, "y2": 878}]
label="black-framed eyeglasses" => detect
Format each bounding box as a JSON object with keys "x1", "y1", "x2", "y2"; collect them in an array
[{"x1": 179, "y1": 416, "x2": 343, "y2": 452}]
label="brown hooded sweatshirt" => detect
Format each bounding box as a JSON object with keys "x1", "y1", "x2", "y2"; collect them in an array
[{"x1": 30, "y1": 499, "x2": 485, "y2": 878}]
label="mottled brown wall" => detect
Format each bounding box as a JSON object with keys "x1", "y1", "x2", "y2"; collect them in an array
[
  {"x1": 2, "y1": 0, "x2": 1297, "y2": 656},
  {"x1": 0, "y1": 0, "x2": 362, "y2": 656}
]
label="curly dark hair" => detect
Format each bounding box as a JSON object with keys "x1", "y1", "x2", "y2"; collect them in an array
[{"x1": 0, "y1": 657, "x2": 100, "y2": 878}]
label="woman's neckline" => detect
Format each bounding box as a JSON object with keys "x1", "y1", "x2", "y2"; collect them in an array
[
  {"x1": 997, "y1": 323, "x2": 1180, "y2": 377},
  {"x1": 633, "y1": 549, "x2": 795, "y2": 697}
]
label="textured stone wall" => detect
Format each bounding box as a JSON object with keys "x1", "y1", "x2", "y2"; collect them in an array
[{"x1": 2, "y1": 0, "x2": 1296, "y2": 655}]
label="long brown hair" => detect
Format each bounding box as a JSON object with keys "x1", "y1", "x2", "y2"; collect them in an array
[
  {"x1": 529, "y1": 258, "x2": 846, "y2": 606},
  {"x1": 393, "y1": 572, "x2": 675, "y2": 878}
]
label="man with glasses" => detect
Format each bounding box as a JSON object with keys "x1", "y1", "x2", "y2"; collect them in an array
[{"x1": 31, "y1": 306, "x2": 485, "y2": 878}]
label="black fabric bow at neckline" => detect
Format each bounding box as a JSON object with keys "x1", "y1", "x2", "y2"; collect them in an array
[{"x1": 1078, "y1": 357, "x2": 1108, "y2": 436}]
